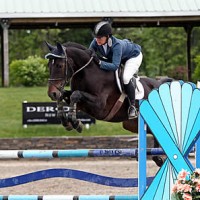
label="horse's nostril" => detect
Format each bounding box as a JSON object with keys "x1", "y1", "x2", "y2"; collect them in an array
[
  {"x1": 48, "y1": 92, "x2": 59, "y2": 100},
  {"x1": 52, "y1": 92, "x2": 57, "y2": 98}
]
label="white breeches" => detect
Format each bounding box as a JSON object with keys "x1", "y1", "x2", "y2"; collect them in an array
[{"x1": 123, "y1": 52, "x2": 143, "y2": 84}]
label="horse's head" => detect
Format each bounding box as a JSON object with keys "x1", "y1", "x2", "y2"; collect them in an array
[
  {"x1": 45, "y1": 41, "x2": 95, "y2": 102},
  {"x1": 45, "y1": 41, "x2": 72, "y2": 101}
]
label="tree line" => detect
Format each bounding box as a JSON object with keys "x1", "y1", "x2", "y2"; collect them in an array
[{"x1": 4, "y1": 26, "x2": 200, "y2": 86}]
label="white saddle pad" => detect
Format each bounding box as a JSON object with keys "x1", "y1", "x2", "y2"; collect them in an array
[
  {"x1": 115, "y1": 71, "x2": 144, "y2": 100},
  {"x1": 135, "y1": 78, "x2": 144, "y2": 100}
]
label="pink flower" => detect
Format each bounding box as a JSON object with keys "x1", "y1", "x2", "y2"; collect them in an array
[
  {"x1": 192, "y1": 178, "x2": 200, "y2": 184},
  {"x1": 196, "y1": 184, "x2": 200, "y2": 192},
  {"x1": 172, "y1": 168, "x2": 200, "y2": 199},
  {"x1": 176, "y1": 183, "x2": 192, "y2": 193},
  {"x1": 182, "y1": 184, "x2": 192, "y2": 193},
  {"x1": 177, "y1": 169, "x2": 189, "y2": 181},
  {"x1": 172, "y1": 184, "x2": 177, "y2": 193},
  {"x1": 182, "y1": 193, "x2": 192, "y2": 200},
  {"x1": 194, "y1": 168, "x2": 200, "y2": 175},
  {"x1": 177, "y1": 183, "x2": 185, "y2": 192}
]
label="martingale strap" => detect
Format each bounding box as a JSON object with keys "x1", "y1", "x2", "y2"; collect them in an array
[{"x1": 103, "y1": 93, "x2": 126, "y2": 121}]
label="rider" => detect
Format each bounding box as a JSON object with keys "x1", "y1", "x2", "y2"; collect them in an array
[{"x1": 89, "y1": 21, "x2": 143, "y2": 119}]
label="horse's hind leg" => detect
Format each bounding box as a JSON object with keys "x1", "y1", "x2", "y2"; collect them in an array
[
  {"x1": 122, "y1": 119, "x2": 138, "y2": 132},
  {"x1": 151, "y1": 137, "x2": 164, "y2": 167},
  {"x1": 122, "y1": 120, "x2": 164, "y2": 167}
]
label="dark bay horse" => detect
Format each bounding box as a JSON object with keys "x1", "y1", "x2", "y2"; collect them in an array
[{"x1": 45, "y1": 41, "x2": 172, "y2": 166}]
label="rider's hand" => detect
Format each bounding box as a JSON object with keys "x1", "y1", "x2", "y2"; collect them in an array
[
  {"x1": 89, "y1": 48, "x2": 101, "y2": 66},
  {"x1": 93, "y1": 54, "x2": 101, "y2": 65}
]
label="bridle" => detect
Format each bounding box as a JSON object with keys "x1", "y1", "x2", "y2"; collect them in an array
[
  {"x1": 47, "y1": 52, "x2": 94, "y2": 98},
  {"x1": 48, "y1": 56, "x2": 68, "y2": 95}
]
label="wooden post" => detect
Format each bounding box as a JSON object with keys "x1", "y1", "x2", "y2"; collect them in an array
[
  {"x1": 1, "y1": 19, "x2": 9, "y2": 87},
  {"x1": 184, "y1": 25, "x2": 193, "y2": 81}
]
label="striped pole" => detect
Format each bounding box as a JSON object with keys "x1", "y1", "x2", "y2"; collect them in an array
[
  {"x1": 0, "y1": 148, "x2": 166, "y2": 159},
  {"x1": 0, "y1": 195, "x2": 138, "y2": 200}
]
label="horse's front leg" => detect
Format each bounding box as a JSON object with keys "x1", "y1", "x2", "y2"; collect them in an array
[
  {"x1": 67, "y1": 90, "x2": 106, "y2": 132},
  {"x1": 70, "y1": 90, "x2": 106, "y2": 115},
  {"x1": 62, "y1": 90, "x2": 72, "y2": 105},
  {"x1": 54, "y1": 90, "x2": 74, "y2": 131},
  {"x1": 65, "y1": 90, "x2": 90, "y2": 133},
  {"x1": 56, "y1": 100, "x2": 74, "y2": 131}
]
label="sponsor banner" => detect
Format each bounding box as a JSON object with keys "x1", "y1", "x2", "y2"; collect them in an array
[{"x1": 22, "y1": 102, "x2": 95, "y2": 125}]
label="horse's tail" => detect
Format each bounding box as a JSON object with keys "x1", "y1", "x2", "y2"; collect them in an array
[{"x1": 159, "y1": 77, "x2": 174, "y2": 85}]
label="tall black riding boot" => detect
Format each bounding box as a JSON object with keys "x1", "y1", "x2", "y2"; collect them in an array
[{"x1": 124, "y1": 78, "x2": 138, "y2": 119}]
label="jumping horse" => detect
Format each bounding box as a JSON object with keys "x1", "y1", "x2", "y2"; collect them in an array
[{"x1": 45, "y1": 41, "x2": 172, "y2": 166}]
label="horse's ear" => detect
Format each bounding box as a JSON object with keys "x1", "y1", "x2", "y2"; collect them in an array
[
  {"x1": 44, "y1": 41, "x2": 55, "y2": 51},
  {"x1": 57, "y1": 42, "x2": 66, "y2": 55}
]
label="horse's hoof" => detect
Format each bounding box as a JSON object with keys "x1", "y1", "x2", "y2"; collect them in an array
[
  {"x1": 70, "y1": 120, "x2": 83, "y2": 133},
  {"x1": 65, "y1": 125, "x2": 73, "y2": 131},
  {"x1": 75, "y1": 120, "x2": 83, "y2": 133},
  {"x1": 152, "y1": 156, "x2": 164, "y2": 167},
  {"x1": 76, "y1": 126, "x2": 82, "y2": 133},
  {"x1": 62, "y1": 121, "x2": 73, "y2": 131}
]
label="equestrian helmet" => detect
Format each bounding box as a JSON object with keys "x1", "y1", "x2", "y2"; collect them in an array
[{"x1": 93, "y1": 21, "x2": 112, "y2": 38}]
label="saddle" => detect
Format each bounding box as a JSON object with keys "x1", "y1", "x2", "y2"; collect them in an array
[
  {"x1": 116, "y1": 66, "x2": 144, "y2": 100},
  {"x1": 93, "y1": 51, "x2": 144, "y2": 100}
]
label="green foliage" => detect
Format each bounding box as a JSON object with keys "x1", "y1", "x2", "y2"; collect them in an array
[
  {"x1": 6, "y1": 27, "x2": 200, "y2": 82},
  {"x1": 57, "y1": 28, "x2": 93, "y2": 47},
  {"x1": 114, "y1": 27, "x2": 187, "y2": 78},
  {"x1": 192, "y1": 55, "x2": 200, "y2": 82},
  {"x1": 9, "y1": 30, "x2": 47, "y2": 61},
  {"x1": 10, "y1": 56, "x2": 48, "y2": 86}
]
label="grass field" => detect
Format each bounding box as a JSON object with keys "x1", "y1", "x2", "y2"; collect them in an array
[{"x1": 0, "y1": 87, "x2": 132, "y2": 138}]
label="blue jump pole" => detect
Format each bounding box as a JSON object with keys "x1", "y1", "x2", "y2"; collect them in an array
[
  {"x1": 0, "y1": 148, "x2": 165, "y2": 159},
  {"x1": 0, "y1": 195, "x2": 138, "y2": 200},
  {"x1": 196, "y1": 137, "x2": 200, "y2": 168},
  {"x1": 138, "y1": 103, "x2": 147, "y2": 199}
]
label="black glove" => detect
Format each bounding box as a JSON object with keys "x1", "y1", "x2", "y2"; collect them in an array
[
  {"x1": 88, "y1": 48, "x2": 101, "y2": 65},
  {"x1": 93, "y1": 54, "x2": 101, "y2": 66}
]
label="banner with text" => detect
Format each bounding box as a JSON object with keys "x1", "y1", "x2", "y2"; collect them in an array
[{"x1": 22, "y1": 102, "x2": 95, "y2": 126}]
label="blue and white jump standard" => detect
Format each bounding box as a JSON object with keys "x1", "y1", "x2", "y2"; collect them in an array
[
  {"x1": 139, "y1": 81, "x2": 200, "y2": 200},
  {"x1": 0, "y1": 81, "x2": 200, "y2": 200}
]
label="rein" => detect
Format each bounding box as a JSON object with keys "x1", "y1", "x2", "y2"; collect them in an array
[
  {"x1": 70, "y1": 56, "x2": 94, "y2": 84},
  {"x1": 71, "y1": 56, "x2": 94, "y2": 78}
]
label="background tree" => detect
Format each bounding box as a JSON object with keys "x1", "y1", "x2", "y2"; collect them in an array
[
  {"x1": 114, "y1": 27, "x2": 187, "y2": 77},
  {"x1": 192, "y1": 55, "x2": 200, "y2": 82},
  {"x1": 6, "y1": 26, "x2": 200, "y2": 85}
]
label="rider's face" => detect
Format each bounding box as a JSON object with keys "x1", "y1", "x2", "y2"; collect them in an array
[{"x1": 95, "y1": 36, "x2": 107, "y2": 45}]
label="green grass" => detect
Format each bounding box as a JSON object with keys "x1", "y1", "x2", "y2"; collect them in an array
[{"x1": 0, "y1": 87, "x2": 132, "y2": 138}]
